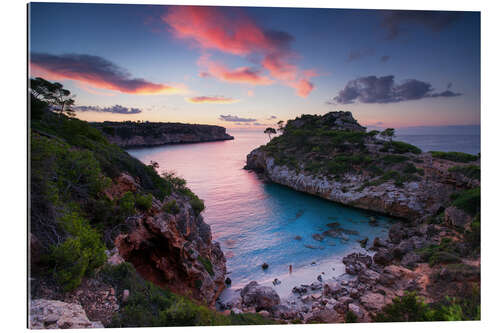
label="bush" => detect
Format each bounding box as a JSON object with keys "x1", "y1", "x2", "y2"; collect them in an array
[
  {"x1": 382, "y1": 154, "x2": 409, "y2": 164},
  {"x1": 389, "y1": 141, "x2": 422, "y2": 154},
  {"x1": 375, "y1": 292, "x2": 432, "y2": 322},
  {"x1": 417, "y1": 238, "x2": 462, "y2": 266},
  {"x1": 452, "y1": 187, "x2": 480, "y2": 216},
  {"x1": 402, "y1": 163, "x2": 418, "y2": 174},
  {"x1": 135, "y1": 193, "x2": 153, "y2": 211},
  {"x1": 197, "y1": 256, "x2": 214, "y2": 276},
  {"x1": 448, "y1": 165, "x2": 480, "y2": 180},
  {"x1": 345, "y1": 310, "x2": 358, "y2": 323},
  {"x1": 163, "y1": 200, "x2": 180, "y2": 215},
  {"x1": 99, "y1": 263, "x2": 274, "y2": 327},
  {"x1": 119, "y1": 192, "x2": 136, "y2": 216},
  {"x1": 48, "y1": 211, "x2": 106, "y2": 291},
  {"x1": 430, "y1": 151, "x2": 478, "y2": 163},
  {"x1": 190, "y1": 197, "x2": 205, "y2": 216}
]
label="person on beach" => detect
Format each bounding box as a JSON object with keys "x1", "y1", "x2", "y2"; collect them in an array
[{"x1": 289, "y1": 264, "x2": 292, "y2": 274}]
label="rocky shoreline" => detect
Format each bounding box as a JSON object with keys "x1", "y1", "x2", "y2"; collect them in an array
[
  {"x1": 92, "y1": 121, "x2": 234, "y2": 148},
  {"x1": 216, "y1": 221, "x2": 479, "y2": 323}
]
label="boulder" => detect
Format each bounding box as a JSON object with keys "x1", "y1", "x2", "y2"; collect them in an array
[
  {"x1": 360, "y1": 292, "x2": 387, "y2": 312},
  {"x1": 348, "y1": 303, "x2": 364, "y2": 319},
  {"x1": 342, "y1": 252, "x2": 372, "y2": 275},
  {"x1": 323, "y1": 280, "x2": 345, "y2": 298},
  {"x1": 241, "y1": 281, "x2": 280, "y2": 311},
  {"x1": 30, "y1": 299, "x2": 104, "y2": 329},
  {"x1": 373, "y1": 248, "x2": 393, "y2": 266},
  {"x1": 292, "y1": 285, "x2": 308, "y2": 295},
  {"x1": 392, "y1": 239, "x2": 414, "y2": 259},
  {"x1": 358, "y1": 269, "x2": 381, "y2": 285},
  {"x1": 401, "y1": 252, "x2": 421, "y2": 269},
  {"x1": 444, "y1": 206, "x2": 473, "y2": 229},
  {"x1": 389, "y1": 224, "x2": 406, "y2": 244}
]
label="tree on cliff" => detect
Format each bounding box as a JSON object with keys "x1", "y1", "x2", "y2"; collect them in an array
[
  {"x1": 29, "y1": 77, "x2": 76, "y2": 118},
  {"x1": 381, "y1": 128, "x2": 395, "y2": 142},
  {"x1": 264, "y1": 127, "x2": 277, "y2": 141},
  {"x1": 277, "y1": 120, "x2": 285, "y2": 133}
]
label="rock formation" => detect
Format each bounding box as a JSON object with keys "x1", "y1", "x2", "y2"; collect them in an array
[
  {"x1": 30, "y1": 299, "x2": 104, "y2": 329},
  {"x1": 246, "y1": 111, "x2": 479, "y2": 221},
  {"x1": 112, "y1": 174, "x2": 226, "y2": 306}
]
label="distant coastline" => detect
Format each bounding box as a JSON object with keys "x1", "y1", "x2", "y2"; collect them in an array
[{"x1": 92, "y1": 121, "x2": 234, "y2": 148}]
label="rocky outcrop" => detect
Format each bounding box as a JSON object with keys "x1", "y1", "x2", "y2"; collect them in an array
[
  {"x1": 113, "y1": 175, "x2": 226, "y2": 306},
  {"x1": 93, "y1": 121, "x2": 234, "y2": 148},
  {"x1": 29, "y1": 299, "x2": 104, "y2": 329},
  {"x1": 246, "y1": 112, "x2": 479, "y2": 221},
  {"x1": 240, "y1": 281, "x2": 281, "y2": 311}
]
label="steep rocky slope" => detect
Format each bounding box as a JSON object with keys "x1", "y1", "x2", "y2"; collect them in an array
[
  {"x1": 92, "y1": 121, "x2": 234, "y2": 148},
  {"x1": 29, "y1": 112, "x2": 245, "y2": 327},
  {"x1": 246, "y1": 111, "x2": 479, "y2": 221}
]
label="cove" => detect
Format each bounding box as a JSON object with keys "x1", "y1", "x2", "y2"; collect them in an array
[{"x1": 127, "y1": 130, "x2": 396, "y2": 297}]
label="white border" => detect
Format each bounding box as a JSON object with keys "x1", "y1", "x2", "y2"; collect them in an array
[{"x1": 1, "y1": 0, "x2": 499, "y2": 332}]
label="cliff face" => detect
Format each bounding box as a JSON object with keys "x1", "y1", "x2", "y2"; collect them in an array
[
  {"x1": 93, "y1": 121, "x2": 234, "y2": 148},
  {"x1": 246, "y1": 111, "x2": 479, "y2": 221},
  {"x1": 30, "y1": 112, "x2": 227, "y2": 327},
  {"x1": 111, "y1": 174, "x2": 226, "y2": 305}
]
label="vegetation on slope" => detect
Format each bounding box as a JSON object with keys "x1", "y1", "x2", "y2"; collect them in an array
[{"x1": 30, "y1": 78, "x2": 269, "y2": 327}]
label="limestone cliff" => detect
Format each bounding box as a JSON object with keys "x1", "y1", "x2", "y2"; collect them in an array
[
  {"x1": 109, "y1": 174, "x2": 226, "y2": 306},
  {"x1": 93, "y1": 121, "x2": 234, "y2": 148},
  {"x1": 246, "y1": 111, "x2": 479, "y2": 221}
]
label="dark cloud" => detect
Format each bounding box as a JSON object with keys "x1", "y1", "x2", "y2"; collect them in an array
[
  {"x1": 30, "y1": 53, "x2": 182, "y2": 94},
  {"x1": 75, "y1": 105, "x2": 142, "y2": 114},
  {"x1": 329, "y1": 75, "x2": 462, "y2": 104},
  {"x1": 380, "y1": 55, "x2": 391, "y2": 63},
  {"x1": 347, "y1": 48, "x2": 375, "y2": 62},
  {"x1": 381, "y1": 10, "x2": 462, "y2": 40},
  {"x1": 219, "y1": 114, "x2": 257, "y2": 122}
]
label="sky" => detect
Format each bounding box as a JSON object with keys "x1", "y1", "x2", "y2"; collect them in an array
[{"x1": 29, "y1": 3, "x2": 480, "y2": 131}]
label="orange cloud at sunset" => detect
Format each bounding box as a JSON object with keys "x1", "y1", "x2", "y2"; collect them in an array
[
  {"x1": 30, "y1": 53, "x2": 187, "y2": 95},
  {"x1": 198, "y1": 57, "x2": 273, "y2": 85},
  {"x1": 163, "y1": 6, "x2": 317, "y2": 97},
  {"x1": 186, "y1": 96, "x2": 240, "y2": 104}
]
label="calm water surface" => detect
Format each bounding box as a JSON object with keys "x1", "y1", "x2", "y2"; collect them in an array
[{"x1": 128, "y1": 131, "x2": 479, "y2": 293}]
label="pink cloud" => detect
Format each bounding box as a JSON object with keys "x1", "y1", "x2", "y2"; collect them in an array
[
  {"x1": 163, "y1": 6, "x2": 317, "y2": 97},
  {"x1": 186, "y1": 95, "x2": 239, "y2": 104}
]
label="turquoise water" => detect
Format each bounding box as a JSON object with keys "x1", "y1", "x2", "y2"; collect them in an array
[{"x1": 127, "y1": 130, "x2": 396, "y2": 290}]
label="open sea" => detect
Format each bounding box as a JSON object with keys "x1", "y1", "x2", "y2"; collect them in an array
[{"x1": 128, "y1": 131, "x2": 480, "y2": 296}]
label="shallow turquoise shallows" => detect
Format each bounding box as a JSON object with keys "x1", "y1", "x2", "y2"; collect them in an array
[{"x1": 128, "y1": 130, "x2": 479, "y2": 293}]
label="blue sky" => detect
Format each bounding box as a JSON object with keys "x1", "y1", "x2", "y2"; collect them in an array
[{"x1": 29, "y1": 3, "x2": 480, "y2": 130}]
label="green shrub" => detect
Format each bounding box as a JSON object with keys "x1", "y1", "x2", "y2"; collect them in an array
[
  {"x1": 48, "y1": 211, "x2": 106, "y2": 291},
  {"x1": 99, "y1": 263, "x2": 274, "y2": 327},
  {"x1": 402, "y1": 163, "x2": 418, "y2": 174},
  {"x1": 190, "y1": 197, "x2": 205, "y2": 216},
  {"x1": 197, "y1": 256, "x2": 214, "y2": 276},
  {"x1": 382, "y1": 154, "x2": 409, "y2": 164},
  {"x1": 345, "y1": 310, "x2": 358, "y2": 323},
  {"x1": 163, "y1": 200, "x2": 180, "y2": 215},
  {"x1": 135, "y1": 193, "x2": 153, "y2": 211},
  {"x1": 389, "y1": 141, "x2": 422, "y2": 154},
  {"x1": 375, "y1": 292, "x2": 433, "y2": 322},
  {"x1": 430, "y1": 151, "x2": 478, "y2": 163},
  {"x1": 452, "y1": 187, "x2": 480, "y2": 216},
  {"x1": 448, "y1": 165, "x2": 480, "y2": 180},
  {"x1": 119, "y1": 192, "x2": 136, "y2": 216},
  {"x1": 417, "y1": 238, "x2": 462, "y2": 266}
]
